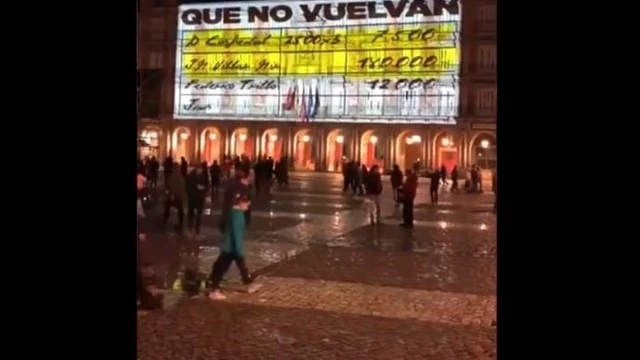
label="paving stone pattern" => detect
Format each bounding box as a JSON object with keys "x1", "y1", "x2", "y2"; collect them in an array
[
  {"x1": 138, "y1": 172, "x2": 497, "y2": 359},
  {"x1": 138, "y1": 300, "x2": 496, "y2": 360}
]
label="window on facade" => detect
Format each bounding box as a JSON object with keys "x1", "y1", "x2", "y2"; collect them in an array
[
  {"x1": 150, "y1": 17, "x2": 164, "y2": 29},
  {"x1": 477, "y1": 45, "x2": 496, "y2": 73},
  {"x1": 139, "y1": 70, "x2": 163, "y2": 118},
  {"x1": 147, "y1": 52, "x2": 164, "y2": 69},
  {"x1": 477, "y1": 4, "x2": 497, "y2": 30},
  {"x1": 475, "y1": 87, "x2": 497, "y2": 116}
]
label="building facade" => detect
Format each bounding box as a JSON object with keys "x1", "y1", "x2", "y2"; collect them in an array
[{"x1": 137, "y1": 0, "x2": 496, "y2": 172}]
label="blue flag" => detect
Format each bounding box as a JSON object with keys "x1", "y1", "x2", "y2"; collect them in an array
[
  {"x1": 306, "y1": 86, "x2": 313, "y2": 122},
  {"x1": 311, "y1": 87, "x2": 320, "y2": 118}
]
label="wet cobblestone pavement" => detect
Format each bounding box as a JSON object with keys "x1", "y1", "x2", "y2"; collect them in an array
[{"x1": 138, "y1": 172, "x2": 497, "y2": 359}]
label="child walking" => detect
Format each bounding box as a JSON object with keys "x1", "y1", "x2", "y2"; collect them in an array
[{"x1": 207, "y1": 168, "x2": 257, "y2": 300}]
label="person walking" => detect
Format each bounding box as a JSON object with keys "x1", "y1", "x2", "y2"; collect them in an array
[
  {"x1": 209, "y1": 160, "x2": 222, "y2": 205},
  {"x1": 364, "y1": 165, "x2": 383, "y2": 225},
  {"x1": 440, "y1": 164, "x2": 447, "y2": 188},
  {"x1": 148, "y1": 156, "x2": 159, "y2": 189},
  {"x1": 206, "y1": 170, "x2": 257, "y2": 300},
  {"x1": 390, "y1": 164, "x2": 403, "y2": 217},
  {"x1": 186, "y1": 165, "x2": 209, "y2": 237},
  {"x1": 401, "y1": 169, "x2": 418, "y2": 228},
  {"x1": 450, "y1": 165, "x2": 459, "y2": 193},
  {"x1": 162, "y1": 162, "x2": 186, "y2": 235},
  {"x1": 429, "y1": 170, "x2": 440, "y2": 204}
]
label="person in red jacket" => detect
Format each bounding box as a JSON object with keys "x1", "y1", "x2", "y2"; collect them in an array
[{"x1": 401, "y1": 169, "x2": 418, "y2": 228}]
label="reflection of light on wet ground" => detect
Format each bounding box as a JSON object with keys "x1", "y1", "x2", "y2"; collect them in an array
[
  {"x1": 299, "y1": 213, "x2": 306, "y2": 219},
  {"x1": 435, "y1": 201, "x2": 493, "y2": 208},
  {"x1": 257, "y1": 248, "x2": 282, "y2": 262},
  {"x1": 272, "y1": 192, "x2": 349, "y2": 200},
  {"x1": 269, "y1": 199, "x2": 348, "y2": 209},
  {"x1": 203, "y1": 210, "x2": 315, "y2": 220},
  {"x1": 411, "y1": 220, "x2": 494, "y2": 231},
  {"x1": 436, "y1": 209, "x2": 453, "y2": 214},
  {"x1": 326, "y1": 237, "x2": 351, "y2": 247}
]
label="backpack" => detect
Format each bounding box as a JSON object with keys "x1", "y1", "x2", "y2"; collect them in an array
[{"x1": 182, "y1": 269, "x2": 203, "y2": 297}]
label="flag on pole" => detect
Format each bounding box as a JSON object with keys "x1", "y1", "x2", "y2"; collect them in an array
[
  {"x1": 306, "y1": 86, "x2": 314, "y2": 122},
  {"x1": 311, "y1": 87, "x2": 320, "y2": 118},
  {"x1": 299, "y1": 86, "x2": 308, "y2": 122}
]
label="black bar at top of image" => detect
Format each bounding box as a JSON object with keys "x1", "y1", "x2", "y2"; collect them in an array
[
  {"x1": 177, "y1": 0, "x2": 464, "y2": 6},
  {"x1": 178, "y1": 0, "x2": 301, "y2": 4}
]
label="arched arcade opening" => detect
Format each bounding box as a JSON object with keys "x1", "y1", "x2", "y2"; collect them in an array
[
  {"x1": 230, "y1": 128, "x2": 254, "y2": 158},
  {"x1": 293, "y1": 129, "x2": 314, "y2": 170},
  {"x1": 433, "y1": 132, "x2": 459, "y2": 173},
  {"x1": 139, "y1": 126, "x2": 162, "y2": 159},
  {"x1": 469, "y1": 133, "x2": 496, "y2": 170},
  {"x1": 395, "y1": 131, "x2": 423, "y2": 172},
  {"x1": 360, "y1": 130, "x2": 383, "y2": 169},
  {"x1": 199, "y1": 127, "x2": 222, "y2": 164},
  {"x1": 172, "y1": 127, "x2": 193, "y2": 162},
  {"x1": 260, "y1": 128, "x2": 282, "y2": 160},
  {"x1": 326, "y1": 129, "x2": 346, "y2": 172}
]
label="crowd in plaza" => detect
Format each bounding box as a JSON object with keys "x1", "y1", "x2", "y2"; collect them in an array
[
  {"x1": 340, "y1": 160, "x2": 496, "y2": 228},
  {"x1": 136, "y1": 155, "x2": 496, "y2": 308},
  {"x1": 136, "y1": 154, "x2": 284, "y2": 308}
]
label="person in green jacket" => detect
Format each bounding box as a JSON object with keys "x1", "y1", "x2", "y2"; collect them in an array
[{"x1": 207, "y1": 170, "x2": 257, "y2": 300}]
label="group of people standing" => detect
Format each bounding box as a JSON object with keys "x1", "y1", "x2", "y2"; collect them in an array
[
  {"x1": 341, "y1": 161, "x2": 419, "y2": 228},
  {"x1": 137, "y1": 155, "x2": 274, "y2": 307},
  {"x1": 345, "y1": 162, "x2": 495, "y2": 229},
  {"x1": 137, "y1": 154, "x2": 289, "y2": 237}
]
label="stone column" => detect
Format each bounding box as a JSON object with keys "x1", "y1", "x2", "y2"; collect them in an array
[
  {"x1": 287, "y1": 126, "x2": 294, "y2": 169},
  {"x1": 316, "y1": 127, "x2": 324, "y2": 171},
  {"x1": 389, "y1": 131, "x2": 395, "y2": 167},
  {"x1": 167, "y1": 128, "x2": 173, "y2": 159},
  {"x1": 462, "y1": 131, "x2": 469, "y2": 168},
  {"x1": 426, "y1": 128, "x2": 433, "y2": 169},
  {"x1": 353, "y1": 128, "x2": 360, "y2": 163},
  {"x1": 194, "y1": 126, "x2": 201, "y2": 162},
  {"x1": 255, "y1": 128, "x2": 262, "y2": 159},
  {"x1": 421, "y1": 132, "x2": 428, "y2": 169},
  {"x1": 224, "y1": 127, "x2": 230, "y2": 156}
]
